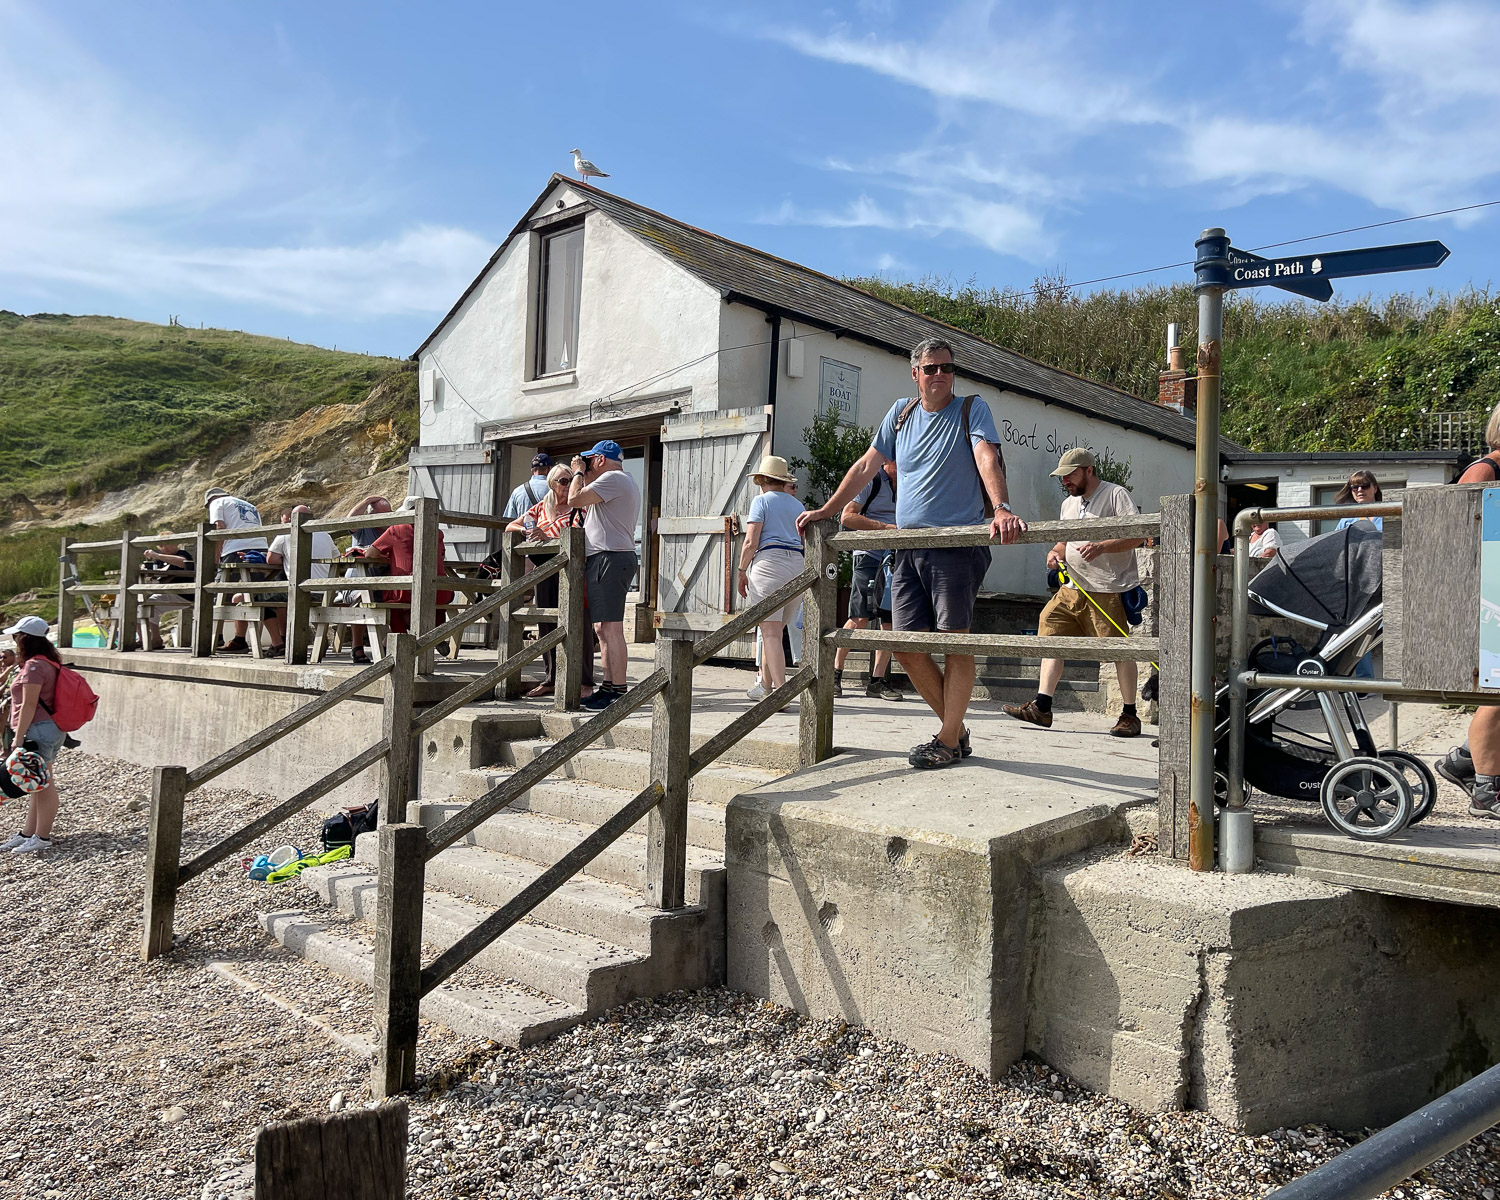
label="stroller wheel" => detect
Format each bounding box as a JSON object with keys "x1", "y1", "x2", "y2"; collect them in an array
[
  {"x1": 1377, "y1": 750, "x2": 1438, "y2": 826},
  {"x1": 1320, "y1": 756, "x2": 1413, "y2": 841}
]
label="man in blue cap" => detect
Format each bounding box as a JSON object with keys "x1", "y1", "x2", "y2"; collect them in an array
[{"x1": 568, "y1": 440, "x2": 641, "y2": 709}]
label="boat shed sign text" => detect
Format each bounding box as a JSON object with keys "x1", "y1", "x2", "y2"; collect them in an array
[{"x1": 820, "y1": 358, "x2": 861, "y2": 425}]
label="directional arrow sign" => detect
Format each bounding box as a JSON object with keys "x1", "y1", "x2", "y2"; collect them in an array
[
  {"x1": 1226, "y1": 247, "x2": 1333, "y2": 301},
  {"x1": 1223, "y1": 240, "x2": 1450, "y2": 293}
]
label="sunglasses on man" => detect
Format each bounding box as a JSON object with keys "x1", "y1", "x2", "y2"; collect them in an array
[{"x1": 917, "y1": 362, "x2": 956, "y2": 376}]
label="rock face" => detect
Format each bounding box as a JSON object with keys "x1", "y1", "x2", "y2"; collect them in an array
[{"x1": 12, "y1": 377, "x2": 413, "y2": 533}]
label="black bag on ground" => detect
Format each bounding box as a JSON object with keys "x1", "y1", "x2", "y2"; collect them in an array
[{"x1": 320, "y1": 801, "x2": 379, "y2": 850}]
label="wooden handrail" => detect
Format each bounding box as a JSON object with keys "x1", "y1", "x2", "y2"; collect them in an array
[
  {"x1": 185, "y1": 656, "x2": 395, "y2": 790},
  {"x1": 414, "y1": 554, "x2": 563, "y2": 651},
  {"x1": 412, "y1": 626, "x2": 566, "y2": 735},
  {"x1": 832, "y1": 628, "x2": 1158, "y2": 662},
  {"x1": 688, "y1": 666, "x2": 813, "y2": 775},
  {"x1": 176, "y1": 739, "x2": 392, "y2": 885},
  {"x1": 420, "y1": 782, "x2": 665, "y2": 995},
  {"x1": 691, "y1": 568, "x2": 816, "y2": 664},
  {"x1": 829, "y1": 513, "x2": 1161, "y2": 551},
  {"x1": 423, "y1": 668, "x2": 670, "y2": 857}
]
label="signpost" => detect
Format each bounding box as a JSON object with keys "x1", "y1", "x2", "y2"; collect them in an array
[{"x1": 1189, "y1": 230, "x2": 1451, "y2": 874}]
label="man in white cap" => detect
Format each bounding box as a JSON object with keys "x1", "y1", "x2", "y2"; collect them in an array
[
  {"x1": 204, "y1": 486, "x2": 268, "y2": 654},
  {"x1": 1003, "y1": 447, "x2": 1147, "y2": 737}
]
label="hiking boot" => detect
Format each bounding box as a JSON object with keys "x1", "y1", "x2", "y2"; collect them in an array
[
  {"x1": 217, "y1": 637, "x2": 251, "y2": 655},
  {"x1": 1470, "y1": 775, "x2": 1500, "y2": 819},
  {"x1": 1003, "y1": 700, "x2": 1053, "y2": 729},
  {"x1": 1110, "y1": 712, "x2": 1142, "y2": 738},
  {"x1": 832, "y1": 671, "x2": 844, "y2": 699},
  {"x1": 908, "y1": 737, "x2": 961, "y2": 769},
  {"x1": 582, "y1": 686, "x2": 624, "y2": 711},
  {"x1": 1437, "y1": 744, "x2": 1476, "y2": 796},
  {"x1": 866, "y1": 677, "x2": 904, "y2": 701}
]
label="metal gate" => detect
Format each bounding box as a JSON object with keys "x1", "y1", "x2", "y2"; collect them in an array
[
  {"x1": 656, "y1": 406, "x2": 770, "y2": 628},
  {"x1": 407, "y1": 444, "x2": 497, "y2": 563}
]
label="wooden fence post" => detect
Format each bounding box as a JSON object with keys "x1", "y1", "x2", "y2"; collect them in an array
[
  {"x1": 799, "y1": 520, "x2": 837, "y2": 766},
  {"x1": 192, "y1": 521, "x2": 216, "y2": 658},
  {"x1": 409, "y1": 498, "x2": 441, "y2": 676},
  {"x1": 371, "y1": 822, "x2": 427, "y2": 1099},
  {"x1": 1156, "y1": 494, "x2": 1194, "y2": 861},
  {"x1": 647, "y1": 633, "x2": 693, "y2": 910},
  {"x1": 117, "y1": 529, "x2": 142, "y2": 652},
  {"x1": 499, "y1": 531, "x2": 528, "y2": 700},
  {"x1": 57, "y1": 537, "x2": 76, "y2": 649},
  {"x1": 555, "y1": 526, "x2": 587, "y2": 712},
  {"x1": 284, "y1": 509, "x2": 314, "y2": 665},
  {"x1": 142, "y1": 765, "x2": 187, "y2": 960},
  {"x1": 379, "y1": 633, "x2": 418, "y2": 829},
  {"x1": 255, "y1": 1100, "x2": 407, "y2": 1199}
]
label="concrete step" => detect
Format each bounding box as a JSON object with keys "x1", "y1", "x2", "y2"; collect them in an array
[
  {"x1": 503, "y1": 740, "x2": 779, "y2": 807},
  {"x1": 259, "y1": 910, "x2": 585, "y2": 1047},
  {"x1": 537, "y1": 711, "x2": 798, "y2": 772},
  {"x1": 428, "y1": 774, "x2": 728, "y2": 853},
  {"x1": 301, "y1": 861, "x2": 691, "y2": 1015},
  {"x1": 406, "y1": 800, "x2": 725, "y2": 905}
]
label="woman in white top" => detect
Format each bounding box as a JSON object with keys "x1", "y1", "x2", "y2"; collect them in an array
[
  {"x1": 737, "y1": 457, "x2": 806, "y2": 697},
  {"x1": 1248, "y1": 519, "x2": 1281, "y2": 559}
]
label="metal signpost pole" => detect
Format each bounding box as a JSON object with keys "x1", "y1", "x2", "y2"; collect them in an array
[{"x1": 1189, "y1": 229, "x2": 1229, "y2": 872}]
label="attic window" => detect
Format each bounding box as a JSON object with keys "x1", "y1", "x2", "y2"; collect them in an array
[{"x1": 537, "y1": 225, "x2": 583, "y2": 376}]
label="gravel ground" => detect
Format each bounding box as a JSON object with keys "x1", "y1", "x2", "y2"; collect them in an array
[{"x1": 3, "y1": 753, "x2": 1500, "y2": 1200}]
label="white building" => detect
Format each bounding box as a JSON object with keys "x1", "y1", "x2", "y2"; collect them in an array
[{"x1": 411, "y1": 175, "x2": 1205, "y2": 630}]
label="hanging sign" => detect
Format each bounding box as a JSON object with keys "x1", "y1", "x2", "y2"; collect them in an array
[{"x1": 819, "y1": 358, "x2": 861, "y2": 424}]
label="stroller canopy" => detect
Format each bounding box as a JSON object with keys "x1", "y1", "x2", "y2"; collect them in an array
[{"x1": 1247, "y1": 520, "x2": 1382, "y2": 642}]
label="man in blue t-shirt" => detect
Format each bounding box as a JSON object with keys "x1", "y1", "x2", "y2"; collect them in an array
[{"x1": 798, "y1": 337, "x2": 1026, "y2": 769}]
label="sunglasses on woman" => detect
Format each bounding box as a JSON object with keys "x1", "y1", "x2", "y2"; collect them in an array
[{"x1": 918, "y1": 362, "x2": 956, "y2": 376}]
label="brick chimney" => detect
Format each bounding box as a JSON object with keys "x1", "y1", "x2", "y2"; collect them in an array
[{"x1": 1156, "y1": 324, "x2": 1196, "y2": 416}]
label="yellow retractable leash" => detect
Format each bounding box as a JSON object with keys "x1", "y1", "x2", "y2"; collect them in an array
[{"x1": 1056, "y1": 566, "x2": 1159, "y2": 671}]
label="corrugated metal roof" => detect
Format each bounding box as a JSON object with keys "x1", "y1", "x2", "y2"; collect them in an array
[{"x1": 418, "y1": 176, "x2": 1236, "y2": 453}]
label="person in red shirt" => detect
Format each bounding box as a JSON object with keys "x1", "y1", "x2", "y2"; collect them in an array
[{"x1": 371, "y1": 515, "x2": 454, "y2": 636}]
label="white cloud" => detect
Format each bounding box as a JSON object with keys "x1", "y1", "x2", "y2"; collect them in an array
[
  {"x1": 1303, "y1": 0, "x2": 1500, "y2": 104},
  {"x1": 765, "y1": 191, "x2": 1053, "y2": 260},
  {"x1": 0, "y1": 2, "x2": 494, "y2": 319}
]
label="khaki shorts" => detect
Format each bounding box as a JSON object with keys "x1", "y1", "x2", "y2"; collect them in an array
[{"x1": 1038, "y1": 585, "x2": 1128, "y2": 640}]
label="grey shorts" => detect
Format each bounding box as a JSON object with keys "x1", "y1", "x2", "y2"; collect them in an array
[
  {"x1": 849, "y1": 551, "x2": 892, "y2": 621},
  {"x1": 891, "y1": 547, "x2": 992, "y2": 632},
  {"x1": 586, "y1": 551, "x2": 637, "y2": 623}
]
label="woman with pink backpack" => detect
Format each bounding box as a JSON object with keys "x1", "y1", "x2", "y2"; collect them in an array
[{"x1": 3, "y1": 616, "x2": 69, "y2": 854}]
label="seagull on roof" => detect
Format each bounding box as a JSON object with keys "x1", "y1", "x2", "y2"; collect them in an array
[{"x1": 570, "y1": 149, "x2": 609, "y2": 184}]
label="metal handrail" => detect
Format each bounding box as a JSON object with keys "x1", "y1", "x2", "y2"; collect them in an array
[{"x1": 1267, "y1": 1062, "x2": 1500, "y2": 1199}]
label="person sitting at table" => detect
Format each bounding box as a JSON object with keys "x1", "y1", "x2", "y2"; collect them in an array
[
  {"x1": 506, "y1": 464, "x2": 596, "y2": 699},
  {"x1": 371, "y1": 502, "x2": 454, "y2": 639},
  {"x1": 141, "y1": 532, "x2": 195, "y2": 651},
  {"x1": 262, "y1": 506, "x2": 340, "y2": 656},
  {"x1": 205, "y1": 485, "x2": 268, "y2": 654},
  {"x1": 339, "y1": 496, "x2": 393, "y2": 663}
]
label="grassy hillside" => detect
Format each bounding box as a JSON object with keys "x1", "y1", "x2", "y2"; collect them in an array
[
  {"x1": 847, "y1": 276, "x2": 1500, "y2": 453},
  {"x1": 0, "y1": 312, "x2": 416, "y2": 502}
]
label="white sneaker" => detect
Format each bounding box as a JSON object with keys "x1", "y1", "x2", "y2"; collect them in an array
[
  {"x1": 747, "y1": 683, "x2": 767, "y2": 702},
  {"x1": 9, "y1": 835, "x2": 50, "y2": 854},
  {"x1": 0, "y1": 832, "x2": 29, "y2": 850}
]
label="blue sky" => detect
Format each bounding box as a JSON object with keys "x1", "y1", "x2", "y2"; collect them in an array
[{"x1": 4, "y1": 0, "x2": 1500, "y2": 357}]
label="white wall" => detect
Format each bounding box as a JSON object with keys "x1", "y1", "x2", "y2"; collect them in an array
[
  {"x1": 418, "y1": 182, "x2": 725, "y2": 444},
  {"x1": 765, "y1": 323, "x2": 1197, "y2": 597}
]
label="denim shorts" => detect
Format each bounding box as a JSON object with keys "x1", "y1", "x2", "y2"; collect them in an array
[
  {"x1": 890, "y1": 546, "x2": 992, "y2": 632},
  {"x1": 21, "y1": 716, "x2": 65, "y2": 765}
]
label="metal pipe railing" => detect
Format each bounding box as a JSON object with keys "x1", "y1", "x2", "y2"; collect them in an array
[{"x1": 1267, "y1": 1062, "x2": 1500, "y2": 1200}]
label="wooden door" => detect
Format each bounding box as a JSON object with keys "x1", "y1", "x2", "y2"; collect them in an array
[
  {"x1": 656, "y1": 407, "x2": 770, "y2": 627},
  {"x1": 408, "y1": 444, "x2": 497, "y2": 563}
]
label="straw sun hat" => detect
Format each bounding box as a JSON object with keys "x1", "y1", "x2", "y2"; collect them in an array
[{"x1": 748, "y1": 455, "x2": 797, "y2": 485}]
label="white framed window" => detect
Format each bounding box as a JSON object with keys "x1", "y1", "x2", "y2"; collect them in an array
[{"x1": 536, "y1": 225, "x2": 584, "y2": 376}]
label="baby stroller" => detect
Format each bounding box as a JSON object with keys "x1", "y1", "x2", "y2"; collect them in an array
[{"x1": 1214, "y1": 520, "x2": 1435, "y2": 841}]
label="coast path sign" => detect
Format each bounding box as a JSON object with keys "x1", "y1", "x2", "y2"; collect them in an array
[{"x1": 1221, "y1": 239, "x2": 1450, "y2": 298}]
